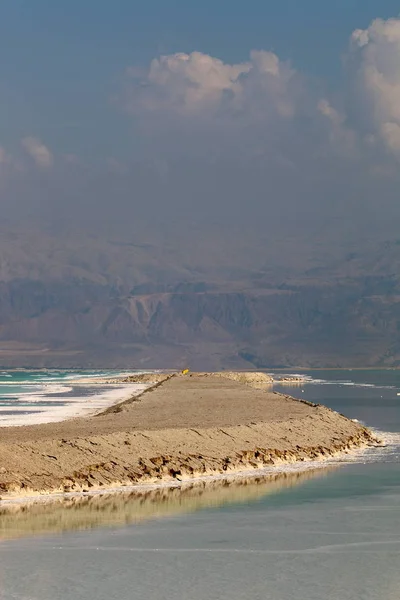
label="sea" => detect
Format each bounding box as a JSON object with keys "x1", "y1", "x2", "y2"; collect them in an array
[
  {"x1": 0, "y1": 369, "x2": 400, "y2": 600},
  {"x1": 0, "y1": 369, "x2": 149, "y2": 426}
]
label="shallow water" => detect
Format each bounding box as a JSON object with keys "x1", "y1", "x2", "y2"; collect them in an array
[
  {"x1": 0, "y1": 370, "x2": 399, "y2": 600},
  {"x1": 0, "y1": 369, "x2": 148, "y2": 425}
]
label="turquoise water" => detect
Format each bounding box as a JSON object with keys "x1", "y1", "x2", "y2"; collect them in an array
[
  {"x1": 0, "y1": 369, "x2": 141, "y2": 425},
  {"x1": 0, "y1": 370, "x2": 399, "y2": 599},
  {"x1": 0, "y1": 369, "x2": 125, "y2": 385}
]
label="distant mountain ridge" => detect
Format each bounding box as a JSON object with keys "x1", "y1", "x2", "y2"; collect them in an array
[{"x1": 1, "y1": 228, "x2": 400, "y2": 368}]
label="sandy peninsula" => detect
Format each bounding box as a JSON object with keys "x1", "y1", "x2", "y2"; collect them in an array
[{"x1": 0, "y1": 372, "x2": 379, "y2": 501}]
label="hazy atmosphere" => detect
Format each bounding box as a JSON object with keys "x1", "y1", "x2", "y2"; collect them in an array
[
  {"x1": 1, "y1": 8, "x2": 400, "y2": 600},
  {"x1": 2, "y1": 1, "x2": 400, "y2": 368}
]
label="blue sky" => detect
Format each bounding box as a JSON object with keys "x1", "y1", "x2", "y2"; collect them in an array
[
  {"x1": 2, "y1": 0, "x2": 400, "y2": 243},
  {"x1": 1, "y1": 0, "x2": 399, "y2": 158}
]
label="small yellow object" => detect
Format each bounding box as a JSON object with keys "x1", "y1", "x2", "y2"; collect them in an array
[{"x1": 181, "y1": 368, "x2": 190, "y2": 375}]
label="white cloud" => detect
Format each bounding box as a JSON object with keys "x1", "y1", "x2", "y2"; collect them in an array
[
  {"x1": 21, "y1": 137, "x2": 53, "y2": 168},
  {"x1": 123, "y1": 49, "x2": 304, "y2": 122},
  {"x1": 145, "y1": 51, "x2": 250, "y2": 113},
  {"x1": 120, "y1": 46, "x2": 365, "y2": 178},
  {"x1": 120, "y1": 19, "x2": 400, "y2": 167},
  {"x1": 317, "y1": 98, "x2": 359, "y2": 158},
  {"x1": 318, "y1": 99, "x2": 342, "y2": 125},
  {"x1": 349, "y1": 17, "x2": 400, "y2": 157}
]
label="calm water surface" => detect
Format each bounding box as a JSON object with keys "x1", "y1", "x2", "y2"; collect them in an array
[{"x1": 0, "y1": 369, "x2": 399, "y2": 600}]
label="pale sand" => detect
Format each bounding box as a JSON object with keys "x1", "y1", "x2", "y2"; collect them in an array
[{"x1": 0, "y1": 373, "x2": 379, "y2": 500}]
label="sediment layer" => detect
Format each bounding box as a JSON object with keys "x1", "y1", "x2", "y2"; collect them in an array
[{"x1": 0, "y1": 373, "x2": 379, "y2": 500}]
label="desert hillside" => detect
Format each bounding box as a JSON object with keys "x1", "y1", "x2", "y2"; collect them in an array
[{"x1": 1, "y1": 227, "x2": 400, "y2": 368}]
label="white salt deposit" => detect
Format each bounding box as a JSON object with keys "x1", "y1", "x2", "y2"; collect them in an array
[{"x1": 0, "y1": 376, "x2": 150, "y2": 427}]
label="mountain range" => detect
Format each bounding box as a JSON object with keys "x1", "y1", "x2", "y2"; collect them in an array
[{"x1": 1, "y1": 225, "x2": 400, "y2": 369}]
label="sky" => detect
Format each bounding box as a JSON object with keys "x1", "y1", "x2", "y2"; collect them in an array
[{"x1": 2, "y1": 0, "x2": 400, "y2": 250}]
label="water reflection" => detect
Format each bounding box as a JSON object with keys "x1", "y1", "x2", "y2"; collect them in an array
[
  {"x1": 0, "y1": 468, "x2": 331, "y2": 540},
  {"x1": 0, "y1": 468, "x2": 332, "y2": 541}
]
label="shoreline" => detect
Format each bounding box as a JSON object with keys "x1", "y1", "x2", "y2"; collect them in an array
[
  {"x1": 0, "y1": 384, "x2": 150, "y2": 427},
  {"x1": 0, "y1": 438, "x2": 380, "y2": 508},
  {"x1": 0, "y1": 373, "x2": 174, "y2": 428},
  {"x1": 0, "y1": 372, "x2": 382, "y2": 504},
  {"x1": 0, "y1": 468, "x2": 335, "y2": 540}
]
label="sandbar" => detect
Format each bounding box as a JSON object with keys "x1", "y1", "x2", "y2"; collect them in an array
[{"x1": 0, "y1": 373, "x2": 379, "y2": 501}]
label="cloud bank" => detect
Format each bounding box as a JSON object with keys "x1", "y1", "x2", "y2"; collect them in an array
[
  {"x1": 124, "y1": 50, "x2": 302, "y2": 121},
  {"x1": 121, "y1": 17, "x2": 400, "y2": 167},
  {"x1": 21, "y1": 137, "x2": 53, "y2": 168},
  {"x1": 2, "y1": 15, "x2": 400, "y2": 249},
  {"x1": 349, "y1": 17, "x2": 400, "y2": 157}
]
